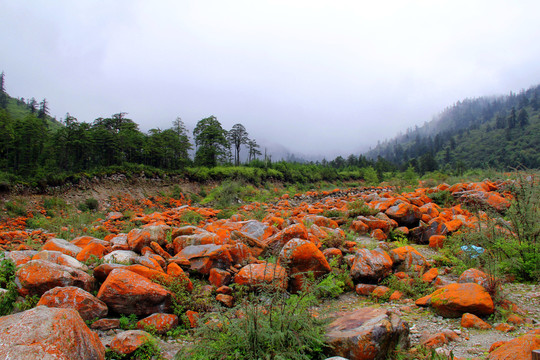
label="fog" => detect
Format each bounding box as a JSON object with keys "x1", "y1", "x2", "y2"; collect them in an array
[{"x1": 2, "y1": 0, "x2": 540, "y2": 159}]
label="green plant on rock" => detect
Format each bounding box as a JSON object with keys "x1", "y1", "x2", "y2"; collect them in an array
[
  {"x1": 175, "y1": 279, "x2": 328, "y2": 360},
  {"x1": 179, "y1": 210, "x2": 204, "y2": 225},
  {"x1": 346, "y1": 199, "x2": 378, "y2": 217},
  {"x1": 381, "y1": 273, "x2": 435, "y2": 301},
  {"x1": 0, "y1": 253, "x2": 18, "y2": 316},
  {"x1": 105, "y1": 336, "x2": 164, "y2": 360}
]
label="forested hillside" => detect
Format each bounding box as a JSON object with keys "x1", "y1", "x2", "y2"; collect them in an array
[{"x1": 366, "y1": 85, "x2": 540, "y2": 171}]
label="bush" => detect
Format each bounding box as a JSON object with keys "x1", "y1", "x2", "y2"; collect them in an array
[
  {"x1": 0, "y1": 254, "x2": 18, "y2": 316},
  {"x1": 78, "y1": 198, "x2": 99, "y2": 212},
  {"x1": 179, "y1": 210, "x2": 204, "y2": 225},
  {"x1": 175, "y1": 281, "x2": 328, "y2": 359},
  {"x1": 428, "y1": 190, "x2": 454, "y2": 207},
  {"x1": 381, "y1": 273, "x2": 435, "y2": 300}
]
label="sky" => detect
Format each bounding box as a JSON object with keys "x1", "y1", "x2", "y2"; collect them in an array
[{"x1": 2, "y1": 0, "x2": 540, "y2": 159}]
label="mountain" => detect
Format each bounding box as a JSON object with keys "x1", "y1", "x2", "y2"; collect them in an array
[{"x1": 364, "y1": 85, "x2": 540, "y2": 171}]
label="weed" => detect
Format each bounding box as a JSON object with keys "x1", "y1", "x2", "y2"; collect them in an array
[
  {"x1": 119, "y1": 314, "x2": 139, "y2": 330},
  {"x1": 428, "y1": 190, "x2": 455, "y2": 207},
  {"x1": 78, "y1": 198, "x2": 99, "y2": 212},
  {"x1": 347, "y1": 200, "x2": 378, "y2": 217},
  {"x1": 14, "y1": 294, "x2": 39, "y2": 312},
  {"x1": 382, "y1": 273, "x2": 435, "y2": 300},
  {"x1": 105, "y1": 335, "x2": 164, "y2": 360},
  {"x1": 0, "y1": 253, "x2": 17, "y2": 316},
  {"x1": 179, "y1": 210, "x2": 204, "y2": 225},
  {"x1": 4, "y1": 200, "x2": 26, "y2": 216}
]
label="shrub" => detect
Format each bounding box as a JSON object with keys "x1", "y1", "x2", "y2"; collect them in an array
[
  {"x1": 428, "y1": 190, "x2": 454, "y2": 207},
  {"x1": 78, "y1": 198, "x2": 99, "y2": 211},
  {"x1": 347, "y1": 199, "x2": 378, "y2": 217},
  {"x1": 175, "y1": 286, "x2": 328, "y2": 360},
  {"x1": 381, "y1": 273, "x2": 435, "y2": 300},
  {"x1": 0, "y1": 254, "x2": 18, "y2": 316},
  {"x1": 180, "y1": 210, "x2": 204, "y2": 225}
]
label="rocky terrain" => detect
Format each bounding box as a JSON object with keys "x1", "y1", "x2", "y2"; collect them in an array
[{"x1": 0, "y1": 178, "x2": 538, "y2": 359}]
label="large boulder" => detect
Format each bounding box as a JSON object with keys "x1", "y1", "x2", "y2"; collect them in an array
[
  {"x1": 350, "y1": 248, "x2": 393, "y2": 283},
  {"x1": 488, "y1": 329, "x2": 540, "y2": 360},
  {"x1": 15, "y1": 260, "x2": 95, "y2": 296},
  {"x1": 127, "y1": 225, "x2": 169, "y2": 253},
  {"x1": 37, "y1": 286, "x2": 108, "y2": 321},
  {"x1": 234, "y1": 262, "x2": 288, "y2": 290},
  {"x1": 263, "y1": 223, "x2": 309, "y2": 254},
  {"x1": 109, "y1": 330, "x2": 154, "y2": 356},
  {"x1": 388, "y1": 246, "x2": 427, "y2": 272},
  {"x1": 278, "y1": 238, "x2": 331, "y2": 292},
  {"x1": 0, "y1": 306, "x2": 105, "y2": 359},
  {"x1": 41, "y1": 238, "x2": 82, "y2": 258},
  {"x1": 416, "y1": 283, "x2": 494, "y2": 318},
  {"x1": 178, "y1": 244, "x2": 233, "y2": 274},
  {"x1": 458, "y1": 268, "x2": 490, "y2": 289},
  {"x1": 137, "y1": 313, "x2": 178, "y2": 334},
  {"x1": 97, "y1": 268, "x2": 172, "y2": 315},
  {"x1": 325, "y1": 307, "x2": 409, "y2": 360},
  {"x1": 31, "y1": 250, "x2": 88, "y2": 271},
  {"x1": 385, "y1": 203, "x2": 422, "y2": 227}
]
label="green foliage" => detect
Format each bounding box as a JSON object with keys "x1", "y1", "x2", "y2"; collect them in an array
[
  {"x1": 314, "y1": 262, "x2": 353, "y2": 299},
  {"x1": 388, "y1": 229, "x2": 408, "y2": 245},
  {"x1": 14, "y1": 294, "x2": 39, "y2": 312},
  {"x1": 0, "y1": 253, "x2": 18, "y2": 316},
  {"x1": 175, "y1": 287, "x2": 328, "y2": 360},
  {"x1": 4, "y1": 200, "x2": 26, "y2": 216},
  {"x1": 78, "y1": 198, "x2": 99, "y2": 212},
  {"x1": 428, "y1": 190, "x2": 454, "y2": 207},
  {"x1": 179, "y1": 210, "x2": 204, "y2": 225},
  {"x1": 346, "y1": 199, "x2": 378, "y2": 217},
  {"x1": 119, "y1": 314, "x2": 139, "y2": 330},
  {"x1": 381, "y1": 273, "x2": 435, "y2": 300}
]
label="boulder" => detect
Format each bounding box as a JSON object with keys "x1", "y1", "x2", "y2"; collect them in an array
[
  {"x1": 15, "y1": 260, "x2": 95, "y2": 296},
  {"x1": 389, "y1": 246, "x2": 427, "y2": 272},
  {"x1": 234, "y1": 262, "x2": 288, "y2": 290},
  {"x1": 127, "y1": 225, "x2": 169, "y2": 253},
  {"x1": 102, "y1": 250, "x2": 139, "y2": 264},
  {"x1": 3, "y1": 250, "x2": 37, "y2": 266},
  {"x1": 109, "y1": 330, "x2": 153, "y2": 355},
  {"x1": 32, "y1": 250, "x2": 88, "y2": 271},
  {"x1": 42, "y1": 238, "x2": 82, "y2": 258},
  {"x1": 458, "y1": 268, "x2": 490, "y2": 289},
  {"x1": 278, "y1": 238, "x2": 331, "y2": 292},
  {"x1": 325, "y1": 307, "x2": 409, "y2": 360},
  {"x1": 178, "y1": 244, "x2": 233, "y2": 274},
  {"x1": 37, "y1": 286, "x2": 108, "y2": 321},
  {"x1": 76, "y1": 242, "x2": 108, "y2": 263},
  {"x1": 385, "y1": 203, "x2": 422, "y2": 227},
  {"x1": 136, "y1": 313, "x2": 178, "y2": 334},
  {"x1": 350, "y1": 248, "x2": 393, "y2": 283},
  {"x1": 488, "y1": 329, "x2": 540, "y2": 360},
  {"x1": 97, "y1": 268, "x2": 172, "y2": 316},
  {"x1": 461, "y1": 313, "x2": 492, "y2": 329},
  {"x1": 416, "y1": 283, "x2": 494, "y2": 318},
  {"x1": 0, "y1": 306, "x2": 105, "y2": 359},
  {"x1": 263, "y1": 223, "x2": 309, "y2": 253}
]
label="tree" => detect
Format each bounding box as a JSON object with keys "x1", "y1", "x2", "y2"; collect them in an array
[
  {"x1": 517, "y1": 108, "x2": 529, "y2": 127},
  {"x1": 507, "y1": 107, "x2": 517, "y2": 129},
  {"x1": 247, "y1": 139, "x2": 262, "y2": 162},
  {"x1": 171, "y1": 117, "x2": 193, "y2": 165},
  {"x1": 38, "y1": 98, "x2": 49, "y2": 119},
  {"x1": 0, "y1": 71, "x2": 7, "y2": 109},
  {"x1": 193, "y1": 116, "x2": 229, "y2": 167},
  {"x1": 227, "y1": 123, "x2": 249, "y2": 166}
]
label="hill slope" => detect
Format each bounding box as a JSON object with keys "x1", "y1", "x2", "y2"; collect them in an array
[{"x1": 365, "y1": 85, "x2": 540, "y2": 171}]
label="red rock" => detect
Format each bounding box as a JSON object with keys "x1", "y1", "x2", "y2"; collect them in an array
[
  {"x1": 93, "y1": 263, "x2": 126, "y2": 282},
  {"x1": 278, "y1": 238, "x2": 331, "y2": 292},
  {"x1": 15, "y1": 260, "x2": 95, "y2": 297},
  {"x1": 507, "y1": 314, "x2": 525, "y2": 325},
  {"x1": 355, "y1": 284, "x2": 377, "y2": 296},
  {"x1": 76, "y1": 242, "x2": 108, "y2": 262},
  {"x1": 230, "y1": 230, "x2": 266, "y2": 258},
  {"x1": 371, "y1": 285, "x2": 391, "y2": 299},
  {"x1": 422, "y1": 268, "x2": 439, "y2": 283},
  {"x1": 385, "y1": 203, "x2": 422, "y2": 227},
  {"x1": 371, "y1": 228, "x2": 387, "y2": 241},
  {"x1": 109, "y1": 330, "x2": 153, "y2": 355},
  {"x1": 495, "y1": 323, "x2": 515, "y2": 332},
  {"x1": 488, "y1": 340, "x2": 507, "y2": 352},
  {"x1": 428, "y1": 235, "x2": 446, "y2": 249},
  {"x1": 357, "y1": 216, "x2": 391, "y2": 233},
  {"x1": 458, "y1": 268, "x2": 490, "y2": 289},
  {"x1": 303, "y1": 215, "x2": 338, "y2": 229},
  {"x1": 137, "y1": 313, "x2": 178, "y2": 334},
  {"x1": 216, "y1": 285, "x2": 232, "y2": 295},
  {"x1": 209, "y1": 268, "x2": 232, "y2": 287},
  {"x1": 420, "y1": 332, "x2": 448, "y2": 348},
  {"x1": 389, "y1": 291, "x2": 402, "y2": 301},
  {"x1": 127, "y1": 225, "x2": 169, "y2": 253},
  {"x1": 350, "y1": 248, "x2": 393, "y2": 283},
  {"x1": 263, "y1": 223, "x2": 309, "y2": 253},
  {"x1": 42, "y1": 238, "x2": 82, "y2": 258},
  {"x1": 234, "y1": 263, "x2": 288, "y2": 290},
  {"x1": 71, "y1": 236, "x2": 108, "y2": 248},
  {"x1": 325, "y1": 307, "x2": 409, "y2": 360},
  {"x1": 461, "y1": 313, "x2": 492, "y2": 329},
  {"x1": 350, "y1": 220, "x2": 369, "y2": 234},
  {"x1": 488, "y1": 329, "x2": 540, "y2": 360},
  {"x1": 32, "y1": 250, "x2": 88, "y2": 270},
  {"x1": 178, "y1": 244, "x2": 233, "y2": 275},
  {"x1": 91, "y1": 318, "x2": 121, "y2": 330},
  {"x1": 3, "y1": 250, "x2": 36, "y2": 266},
  {"x1": 216, "y1": 294, "x2": 234, "y2": 307},
  {"x1": 389, "y1": 246, "x2": 427, "y2": 272},
  {"x1": 416, "y1": 283, "x2": 494, "y2": 318},
  {"x1": 97, "y1": 268, "x2": 172, "y2": 316},
  {"x1": 0, "y1": 306, "x2": 105, "y2": 359},
  {"x1": 185, "y1": 310, "x2": 200, "y2": 328},
  {"x1": 322, "y1": 248, "x2": 343, "y2": 264},
  {"x1": 37, "y1": 286, "x2": 108, "y2": 321}
]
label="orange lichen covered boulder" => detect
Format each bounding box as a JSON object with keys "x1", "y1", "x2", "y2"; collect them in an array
[
  {"x1": 137, "y1": 313, "x2": 178, "y2": 334},
  {"x1": 325, "y1": 307, "x2": 409, "y2": 360},
  {"x1": 209, "y1": 267, "x2": 232, "y2": 287},
  {"x1": 42, "y1": 238, "x2": 82, "y2": 258},
  {"x1": 488, "y1": 329, "x2": 540, "y2": 360},
  {"x1": 429, "y1": 235, "x2": 446, "y2": 249},
  {"x1": 15, "y1": 259, "x2": 95, "y2": 297},
  {"x1": 350, "y1": 220, "x2": 369, "y2": 234},
  {"x1": 350, "y1": 248, "x2": 393, "y2": 283},
  {"x1": 97, "y1": 268, "x2": 172, "y2": 316},
  {"x1": 385, "y1": 203, "x2": 422, "y2": 227},
  {"x1": 422, "y1": 267, "x2": 439, "y2": 283},
  {"x1": 76, "y1": 242, "x2": 108, "y2": 262},
  {"x1": 416, "y1": 283, "x2": 494, "y2": 318},
  {"x1": 109, "y1": 330, "x2": 153, "y2": 355},
  {"x1": 178, "y1": 244, "x2": 233, "y2": 275},
  {"x1": 278, "y1": 238, "x2": 331, "y2": 292},
  {"x1": 371, "y1": 229, "x2": 387, "y2": 241},
  {"x1": 0, "y1": 306, "x2": 105, "y2": 359},
  {"x1": 127, "y1": 225, "x2": 169, "y2": 253},
  {"x1": 37, "y1": 286, "x2": 108, "y2": 321},
  {"x1": 263, "y1": 223, "x2": 309, "y2": 253},
  {"x1": 234, "y1": 263, "x2": 288, "y2": 290},
  {"x1": 71, "y1": 236, "x2": 108, "y2": 248},
  {"x1": 458, "y1": 268, "x2": 490, "y2": 289},
  {"x1": 461, "y1": 313, "x2": 492, "y2": 329},
  {"x1": 389, "y1": 246, "x2": 427, "y2": 272}
]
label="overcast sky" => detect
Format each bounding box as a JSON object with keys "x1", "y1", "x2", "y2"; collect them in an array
[{"x1": 2, "y1": 1, "x2": 540, "y2": 159}]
